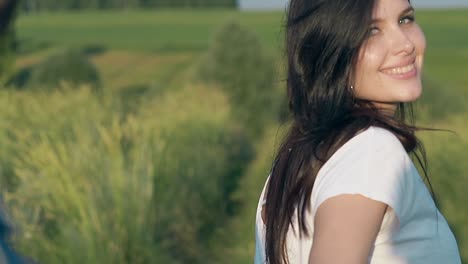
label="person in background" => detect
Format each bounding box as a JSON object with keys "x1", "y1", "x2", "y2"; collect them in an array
[
  {"x1": 0, "y1": 0, "x2": 15, "y2": 30},
  {"x1": 255, "y1": 0, "x2": 462, "y2": 263},
  {"x1": 0, "y1": 1, "x2": 36, "y2": 263}
]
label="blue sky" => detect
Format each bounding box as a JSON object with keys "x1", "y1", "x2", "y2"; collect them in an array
[{"x1": 239, "y1": 0, "x2": 468, "y2": 10}]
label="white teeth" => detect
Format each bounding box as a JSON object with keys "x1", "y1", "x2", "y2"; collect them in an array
[{"x1": 384, "y1": 64, "x2": 415, "y2": 75}]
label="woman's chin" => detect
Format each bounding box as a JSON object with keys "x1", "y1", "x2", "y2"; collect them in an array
[{"x1": 392, "y1": 82, "x2": 423, "y2": 103}]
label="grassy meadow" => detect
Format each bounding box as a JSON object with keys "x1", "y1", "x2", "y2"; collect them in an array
[{"x1": 0, "y1": 8, "x2": 466, "y2": 263}]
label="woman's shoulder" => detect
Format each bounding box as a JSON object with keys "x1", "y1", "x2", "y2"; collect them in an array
[
  {"x1": 311, "y1": 126, "x2": 412, "y2": 220},
  {"x1": 367, "y1": 126, "x2": 403, "y2": 144},
  {"x1": 330, "y1": 126, "x2": 406, "y2": 163},
  {"x1": 352, "y1": 126, "x2": 403, "y2": 147},
  {"x1": 318, "y1": 126, "x2": 410, "y2": 181}
]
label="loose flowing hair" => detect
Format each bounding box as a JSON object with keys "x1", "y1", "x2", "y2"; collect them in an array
[{"x1": 264, "y1": 0, "x2": 433, "y2": 263}]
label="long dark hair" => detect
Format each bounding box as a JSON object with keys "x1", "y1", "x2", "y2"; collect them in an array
[{"x1": 264, "y1": 0, "x2": 432, "y2": 263}]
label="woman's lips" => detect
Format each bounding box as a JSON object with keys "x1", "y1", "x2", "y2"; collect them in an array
[{"x1": 380, "y1": 63, "x2": 417, "y2": 80}]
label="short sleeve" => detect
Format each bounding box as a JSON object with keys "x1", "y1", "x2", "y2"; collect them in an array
[{"x1": 310, "y1": 127, "x2": 410, "y2": 225}]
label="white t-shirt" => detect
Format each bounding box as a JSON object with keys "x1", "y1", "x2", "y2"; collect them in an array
[{"x1": 255, "y1": 126, "x2": 461, "y2": 264}]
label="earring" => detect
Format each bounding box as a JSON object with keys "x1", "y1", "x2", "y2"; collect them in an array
[{"x1": 350, "y1": 85, "x2": 354, "y2": 90}]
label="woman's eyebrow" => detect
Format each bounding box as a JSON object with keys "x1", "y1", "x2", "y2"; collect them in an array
[
  {"x1": 371, "y1": 6, "x2": 415, "y2": 24},
  {"x1": 400, "y1": 6, "x2": 415, "y2": 16}
]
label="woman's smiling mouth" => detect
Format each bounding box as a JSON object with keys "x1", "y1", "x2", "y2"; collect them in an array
[{"x1": 381, "y1": 63, "x2": 417, "y2": 79}]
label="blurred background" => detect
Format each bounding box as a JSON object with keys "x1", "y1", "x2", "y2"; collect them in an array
[{"x1": 0, "y1": 0, "x2": 466, "y2": 263}]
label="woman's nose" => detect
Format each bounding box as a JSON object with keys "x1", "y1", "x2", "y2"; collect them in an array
[{"x1": 391, "y1": 28, "x2": 416, "y2": 55}]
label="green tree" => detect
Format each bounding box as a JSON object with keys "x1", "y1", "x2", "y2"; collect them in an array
[
  {"x1": 27, "y1": 49, "x2": 101, "y2": 91},
  {"x1": 197, "y1": 21, "x2": 281, "y2": 138}
]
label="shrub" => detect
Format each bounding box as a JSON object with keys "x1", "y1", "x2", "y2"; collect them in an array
[
  {"x1": 153, "y1": 120, "x2": 254, "y2": 264},
  {"x1": 139, "y1": 84, "x2": 254, "y2": 263},
  {"x1": 197, "y1": 21, "x2": 282, "y2": 138},
  {"x1": 27, "y1": 49, "x2": 101, "y2": 92}
]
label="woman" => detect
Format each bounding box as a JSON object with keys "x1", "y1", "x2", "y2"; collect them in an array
[{"x1": 254, "y1": 0, "x2": 462, "y2": 263}]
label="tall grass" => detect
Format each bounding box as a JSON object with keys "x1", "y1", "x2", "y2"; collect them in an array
[
  {"x1": 0, "y1": 87, "x2": 157, "y2": 262},
  {"x1": 0, "y1": 83, "x2": 254, "y2": 263}
]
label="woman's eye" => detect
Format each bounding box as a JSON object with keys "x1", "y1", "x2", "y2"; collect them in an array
[
  {"x1": 399, "y1": 15, "x2": 415, "y2": 24},
  {"x1": 368, "y1": 26, "x2": 380, "y2": 37}
]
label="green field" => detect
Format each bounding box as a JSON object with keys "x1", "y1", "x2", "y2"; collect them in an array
[
  {"x1": 2, "y1": 9, "x2": 467, "y2": 263},
  {"x1": 15, "y1": 9, "x2": 468, "y2": 99}
]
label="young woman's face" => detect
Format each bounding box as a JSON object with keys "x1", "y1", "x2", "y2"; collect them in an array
[{"x1": 353, "y1": 0, "x2": 426, "y2": 112}]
